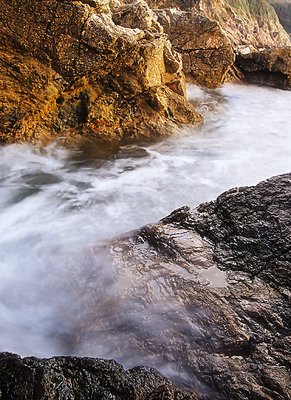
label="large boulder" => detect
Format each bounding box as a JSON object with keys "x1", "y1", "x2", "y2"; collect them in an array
[
  {"x1": 235, "y1": 47, "x2": 291, "y2": 89},
  {"x1": 0, "y1": 0, "x2": 201, "y2": 145}
]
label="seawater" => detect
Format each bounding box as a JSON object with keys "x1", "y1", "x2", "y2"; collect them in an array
[{"x1": 0, "y1": 84, "x2": 290, "y2": 383}]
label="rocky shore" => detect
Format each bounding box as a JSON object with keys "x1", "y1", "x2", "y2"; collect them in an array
[
  {"x1": 1, "y1": 173, "x2": 290, "y2": 399},
  {"x1": 0, "y1": 0, "x2": 290, "y2": 145},
  {"x1": 0, "y1": 1, "x2": 291, "y2": 399}
]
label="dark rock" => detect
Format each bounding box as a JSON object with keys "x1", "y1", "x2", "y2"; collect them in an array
[
  {"x1": 235, "y1": 48, "x2": 291, "y2": 89},
  {"x1": 0, "y1": 353, "x2": 197, "y2": 399}
]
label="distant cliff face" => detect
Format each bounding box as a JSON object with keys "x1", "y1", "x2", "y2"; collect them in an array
[
  {"x1": 269, "y1": 0, "x2": 291, "y2": 34},
  {"x1": 0, "y1": 0, "x2": 201, "y2": 145},
  {"x1": 198, "y1": 0, "x2": 291, "y2": 49}
]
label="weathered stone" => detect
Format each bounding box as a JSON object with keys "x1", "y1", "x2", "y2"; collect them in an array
[
  {"x1": 0, "y1": 353, "x2": 198, "y2": 399},
  {"x1": 84, "y1": 173, "x2": 289, "y2": 399},
  {"x1": 148, "y1": 0, "x2": 290, "y2": 49},
  {"x1": 154, "y1": 9, "x2": 235, "y2": 88},
  {"x1": 196, "y1": 0, "x2": 290, "y2": 49},
  {"x1": 0, "y1": 0, "x2": 201, "y2": 145},
  {"x1": 235, "y1": 47, "x2": 291, "y2": 89}
]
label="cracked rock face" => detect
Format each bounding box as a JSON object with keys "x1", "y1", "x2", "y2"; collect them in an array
[
  {"x1": 153, "y1": 9, "x2": 235, "y2": 88},
  {"x1": 0, "y1": 0, "x2": 201, "y2": 145},
  {"x1": 0, "y1": 174, "x2": 290, "y2": 399},
  {"x1": 199, "y1": 0, "x2": 290, "y2": 49}
]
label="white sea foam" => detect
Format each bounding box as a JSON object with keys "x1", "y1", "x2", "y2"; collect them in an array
[{"x1": 0, "y1": 84, "x2": 290, "y2": 385}]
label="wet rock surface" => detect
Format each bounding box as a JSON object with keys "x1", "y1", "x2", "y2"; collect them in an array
[
  {"x1": 0, "y1": 353, "x2": 197, "y2": 400},
  {"x1": 2, "y1": 174, "x2": 289, "y2": 399},
  {"x1": 0, "y1": 0, "x2": 201, "y2": 145},
  {"x1": 99, "y1": 173, "x2": 291, "y2": 400},
  {"x1": 236, "y1": 47, "x2": 291, "y2": 89}
]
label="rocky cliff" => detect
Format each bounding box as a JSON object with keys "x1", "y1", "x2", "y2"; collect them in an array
[
  {"x1": 269, "y1": 0, "x2": 291, "y2": 34},
  {"x1": 1, "y1": 174, "x2": 289, "y2": 399},
  {"x1": 0, "y1": 0, "x2": 201, "y2": 145},
  {"x1": 147, "y1": 0, "x2": 290, "y2": 87}
]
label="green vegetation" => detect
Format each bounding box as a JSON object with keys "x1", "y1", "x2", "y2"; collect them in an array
[{"x1": 225, "y1": 0, "x2": 278, "y2": 19}]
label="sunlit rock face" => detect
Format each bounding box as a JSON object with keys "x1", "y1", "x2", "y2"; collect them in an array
[
  {"x1": 146, "y1": 0, "x2": 290, "y2": 87},
  {"x1": 149, "y1": 0, "x2": 290, "y2": 49},
  {"x1": 235, "y1": 47, "x2": 291, "y2": 89},
  {"x1": 0, "y1": 0, "x2": 201, "y2": 145},
  {"x1": 199, "y1": 0, "x2": 290, "y2": 49},
  {"x1": 153, "y1": 10, "x2": 235, "y2": 88}
]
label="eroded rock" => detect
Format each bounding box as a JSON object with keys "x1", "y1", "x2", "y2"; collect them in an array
[
  {"x1": 154, "y1": 9, "x2": 235, "y2": 88},
  {"x1": 0, "y1": 0, "x2": 201, "y2": 145},
  {"x1": 0, "y1": 353, "x2": 198, "y2": 400},
  {"x1": 235, "y1": 47, "x2": 291, "y2": 89}
]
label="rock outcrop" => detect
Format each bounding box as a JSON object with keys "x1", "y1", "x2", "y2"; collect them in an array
[
  {"x1": 236, "y1": 47, "x2": 291, "y2": 88},
  {"x1": 0, "y1": 353, "x2": 197, "y2": 400},
  {"x1": 153, "y1": 9, "x2": 235, "y2": 88},
  {"x1": 83, "y1": 173, "x2": 289, "y2": 400},
  {"x1": 146, "y1": 0, "x2": 290, "y2": 87},
  {"x1": 1, "y1": 174, "x2": 290, "y2": 399},
  {"x1": 0, "y1": 0, "x2": 201, "y2": 145}
]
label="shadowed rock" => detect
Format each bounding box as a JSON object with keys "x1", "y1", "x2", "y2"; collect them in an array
[{"x1": 235, "y1": 47, "x2": 291, "y2": 89}]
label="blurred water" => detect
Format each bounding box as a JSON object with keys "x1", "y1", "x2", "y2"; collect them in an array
[{"x1": 0, "y1": 84, "x2": 290, "y2": 381}]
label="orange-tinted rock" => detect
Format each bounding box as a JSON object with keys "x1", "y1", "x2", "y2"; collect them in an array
[
  {"x1": 0, "y1": 0, "x2": 201, "y2": 145},
  {"x1": 154, "y1": 9, "x2": 235, "y2": 88}
]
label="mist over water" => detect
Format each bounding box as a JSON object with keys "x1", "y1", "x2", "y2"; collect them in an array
[{"x1": 0, "y1": 84, "x2": 290, "y2": 386}]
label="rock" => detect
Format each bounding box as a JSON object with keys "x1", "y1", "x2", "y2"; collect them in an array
[
  {"x1": 0, "y1": 0, "x2": 201, "y2": 145},
  {"x1": 197, "y1": 0, "x2": 291, "y2": 49},
  {"x1": 269, "y1": 0, "x2": 291, "y2": 34},
  {"x1": 235, "y1": 47, "x2": 291, "y2": 89},
  {"x1": 75, "y1": 173, "x2": 290, "y2": 400},
  {"x1": 146, "y1": 0, "x2": 290, "y2": 87},
  {"x1": 148, "y1": 0, "x2": 290, "y2": 48},
  {"x1": 153, "y1": 9, "x2": 235, "y2": 88},
  {"x1": 0, "y1": 353, "x2": 198, "y2": 399},
  {"x1": 0, "y1": 174, "x2": 291, "y2": 399}
]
